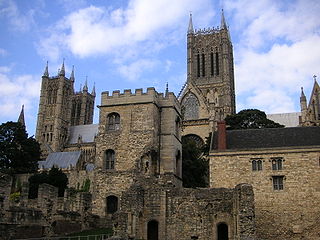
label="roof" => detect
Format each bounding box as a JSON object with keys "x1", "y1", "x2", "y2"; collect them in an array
[
  {"x1": 38, "y1": 151, "x2": 81, "y2": 169},
  {"x1": 267, "y1": 112, "x2": 300, "y2": 127},
  {"x1": 68, "y1": 124, "x2": 99, "y2": 144},
  {"x1": 212, "y1": 126, "x2": 320, "y2": 150}
]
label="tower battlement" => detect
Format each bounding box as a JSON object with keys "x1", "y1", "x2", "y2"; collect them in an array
[{"x1": 101, "y1": 87, "x2": 180, "y2": 109}]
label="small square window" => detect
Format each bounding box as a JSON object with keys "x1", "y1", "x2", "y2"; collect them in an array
[{"x1": 272, "y1": 176, "x2": 284, "y2": 190}]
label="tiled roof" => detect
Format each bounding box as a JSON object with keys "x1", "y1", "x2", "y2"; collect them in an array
[
  {"x1": 68, "y1": 124, "x2": 99, "y2": 144},
  {"x1": 212, "y1": 126, "x2": 320, "y2": 150},
  {"x1": 38, "y1": 151, "x2": 81, "y2": 169}
]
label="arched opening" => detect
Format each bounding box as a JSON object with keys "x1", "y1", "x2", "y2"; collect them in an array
[
  {"x1": 147, "y1": 220, "x2": 159, "y2": 240},
  {"x1": 105, "y1": 149, "x2": 115, "y2": 170},
  {"x1": 107, "y1": 112, "x2": 120, "y2": 131},
  {"x1": 182, "y1": 134, "x2": 204, "y2": 148},
  {"x1": 176, "y1": 150, "x2": 181, "y2": 177},
  {"x1": 217, "y1": 223, "x2": 228, "y2": 240},
  {"x1": 106, "y1": 195, "x2": 118, "y2": 214}
]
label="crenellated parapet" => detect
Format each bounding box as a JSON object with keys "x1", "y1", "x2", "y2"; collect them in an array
[{"x1": 100, "y1": 87, "x2": 180, "y2": 110}]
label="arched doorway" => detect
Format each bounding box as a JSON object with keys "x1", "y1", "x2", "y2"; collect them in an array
[
  {"x1": 147, "y1": 220, "x2": 158, "y2": 240},
  {"x1": 106, "y1": 195, "x2": 118, "y2": 214},
  {"x1": 217, "y1": 223, "x2": 228, "y2": 240}
]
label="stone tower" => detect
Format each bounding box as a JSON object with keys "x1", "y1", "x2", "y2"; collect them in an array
[
  {"x1": 35, "y1": 61, "x2": 95, "y2": 158},
  {"x1": 179, "y1": 11, "x2": 235, "y2": 143},
  {"x1": 300, "y1": 75, "x2": 320, "y2": 126},
  {"x1": 70, "y1": 76, "x2": 95, "y2": 126}
]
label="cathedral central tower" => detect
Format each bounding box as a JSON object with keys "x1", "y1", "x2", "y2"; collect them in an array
[{"x1": 180, "y1": 11, "x2": 236, "y2": 143}]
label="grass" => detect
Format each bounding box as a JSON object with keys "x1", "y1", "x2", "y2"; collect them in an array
[{"x1": 61, "y1": 228, "x2": 113, "y2": 240}]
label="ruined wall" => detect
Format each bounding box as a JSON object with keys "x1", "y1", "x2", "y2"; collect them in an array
[
  {"x1": 210, "y1": 147, "x2": 320, "y2": 239},
  {"x1": 116, "y1": 178, "x2": 255, "y2": 240}
]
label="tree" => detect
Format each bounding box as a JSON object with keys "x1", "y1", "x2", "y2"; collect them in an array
[
  {"x1": 225, "y1": 109, "x2": 284, "y2": 130},
  {"x1": 182, "y1": 137, "x2": 209, "y2": 188},
  {"x1": 28, "y1": 167, "x2": 68, "y2": 198},
  {"x1": 0, "y1": 121, "x2": 40, "y2": 174}
]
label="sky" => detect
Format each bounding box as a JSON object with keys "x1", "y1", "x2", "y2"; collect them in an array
[{"x1": 0, "y1": 0, "x2": 319, "y2": 136}]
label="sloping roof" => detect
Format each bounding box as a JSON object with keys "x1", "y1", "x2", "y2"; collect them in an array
[
  {"x1": 68, "y1": 124, "x2": 99, "y2": 144},
  {"x1": 267, "y1": 112, "x2": 300, "y2": 127},
  {"x1": 212, "y1": 126, "x2": 320, "y2": 150},
  {"x1": 38, "y1": 151, "x2": 81, "y2": 169}
]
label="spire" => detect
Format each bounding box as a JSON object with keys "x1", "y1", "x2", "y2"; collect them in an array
[
  {"x1": 220, "y1": 9, "x2": 227, "y2": 29},
  {"x1": 300, "y1": 87, "x2": 307, "y2": 102},
  {"x1": 188, "y1": 13, "x2": 194, "y2": 34},
  {"x1": 70, "y1": 65, "x2": 75, "y2": 82},
  {"x1": 43, "y1": 61, "x2": 49, "y2": 77},
  {"x1": 91, "y1": 82, "x2": 96, "y2": 96},
  {"x1": 17, "y1": 105, "x2": 25, "y2": 128},
  {"x1": 165, "y1": 82, "x2": 169, "y2": 97},
  {"x1": 59, "y1": 59, "x2": 65, "y2": 76},
  {"x1": 83, "y1": 76, "x2": 88, "y2": 92}
]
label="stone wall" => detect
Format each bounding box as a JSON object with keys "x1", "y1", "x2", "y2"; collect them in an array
[
  {"x1": 114, "y1": 177, "x2": 255, "y2": 240},
  {"x1": 210, "y1": 147, "x2": 320, "y2": 239},
  {"x1": 0, "y1": 181, "x2": 96, "y2": 239}
]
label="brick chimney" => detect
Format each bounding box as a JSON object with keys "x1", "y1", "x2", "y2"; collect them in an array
[{"x1": 217, "y1": 121, "x2": 227, "y2": 150}]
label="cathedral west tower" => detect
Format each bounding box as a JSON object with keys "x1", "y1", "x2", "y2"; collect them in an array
[
  {"x1": 180, "y1": 11, "x2": 235, "y2": 143},
  {"x1": 35, "y1": 61, "x2": 95, "y2": 158}
]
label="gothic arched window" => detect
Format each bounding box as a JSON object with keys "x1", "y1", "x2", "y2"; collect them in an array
[
  {"x1": 181, "y1": 93, "x2": 199, "y2": 120},
  {"x1": 107, "y1": 113, "x2": 120, "y2": 131},
  {"x1": 105, "y1": 149, "x2": 115, "y2": 170}
]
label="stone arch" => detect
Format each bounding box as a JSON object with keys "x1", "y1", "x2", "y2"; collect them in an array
[
  {"x1": 147, "y1": 219, "x2": 159, "y2": 240},
  {"x1": 107, "y1": 112, "x2": 120, "y2": 131},
  {"x1": 181, "y1": 92, "x2": 199, "y2": 120},
  {"x1": 217, "y1": 222, "x2": 228, "y2": 240},
  {"x1": 182, "y1": 134, "x2": 204, "y2": 148}
]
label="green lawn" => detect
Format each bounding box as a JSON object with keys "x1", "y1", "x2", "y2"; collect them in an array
[{"x1": 62, "y1": 228, "x2": 113, "y2": 239}]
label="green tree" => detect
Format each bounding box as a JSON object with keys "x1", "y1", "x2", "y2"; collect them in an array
[
  {"x1": 225, "y1": 109, "x2": 284, "y2": 130},
  {"x1": 28, "y1": 167, "x2": 68, "y2": 198},
  {"x1": 0, "y1": 121, "x2": 40, "y2": 174},
  {"x1": 182, "y1": 137, "x2": 209, "y2": 188}
]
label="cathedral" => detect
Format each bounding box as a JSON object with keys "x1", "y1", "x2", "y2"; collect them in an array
[{"x1": 1, "y1": 11, "x2": 320, "y2": 240}]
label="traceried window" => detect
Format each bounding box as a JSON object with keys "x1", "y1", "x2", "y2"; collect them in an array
[
  {"x1": 271, "y1": 157, "x2": 283, "y2": 170},
  {"x1": 272, "y1": 176, "x2": 284, "y2": 190},
  {"x1": 252, "y1": 159, "x2": 262, "y2": 171},
  {"x1": 105, "y1": 149, "x2": 115, "y2": 170},
  {"x1": 107, "y1": 113, "x2": 120, "y2": 131},
  {"x1": 181, "y1": 93, "x2": 199, "y2": 120}
]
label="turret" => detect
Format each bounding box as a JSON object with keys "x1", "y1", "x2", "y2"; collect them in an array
[
  {"x1": 300, "y1": 87, "x2": 308, "y2": 123},
  {"x1": 220, "y1": 9, "x2": 227, "y2": 29},
  {"x1": 43, "y1": 61, "x2": 49, "y2": 77},
  {"x1": 17, "y1": 105, "x2": 25, "y2": 128},
  {"x1": 83, "y1": 77, "x2": 88, "y2": 92},
  {"x1": 70, "y1": 65, "x2": 75, "y2": 82},
  {"x1": 91, "y1": 83, "x2": 96, "y2": 97},
  {"x1": 59, "y1": 59, "x2": 65, "y2": 76},
  {"x1": 187, "y1": 13, "x2": 194, "y2": 34}
]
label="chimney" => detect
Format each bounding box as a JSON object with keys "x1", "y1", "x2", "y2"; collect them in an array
[{"x1": 217, "y1": 121, "x2": 227, "y2": 150}]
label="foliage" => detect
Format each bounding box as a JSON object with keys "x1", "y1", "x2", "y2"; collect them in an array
[
  {"x1": 182, "y1": 137, "x2": 209, "y2": 188},
  {"x1": 81, "y1": 179, "x2": 91, "y2": 192},
  {"x1": 28, "y1": 167, "x2": 68, "y2": 198},
  {"x1": 9, "y1": 192, "x2": 21, "y2": 203},
  {"x1": 0, "y1": 121, "x2": 40, "y2": 175},
  {"x1": 65, "y1": 227, "x2": 112, "y2": 237},
  {"x1": 225, "y1": 109, "x2": 284, "y2": 130}
]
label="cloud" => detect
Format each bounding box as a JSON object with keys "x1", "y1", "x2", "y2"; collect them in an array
[
  {"x1": 117, "y1": 59, "x2": 158, "y2": 81},
  {"x1": 37, "y1": 0, "x2": 215, "y2": 60},
  {"x1": 0, "y1": 48, "x2": 7, "y2": 57},
  {"x1": 0, "y1": 0, "x2": 35, "y2": 32},
  {"x1": 0, "y1": 66, "x2": 40, "y2": 120},
  {"x1": 226, "y1": 0, "x2": 320, "y2": 113}
]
